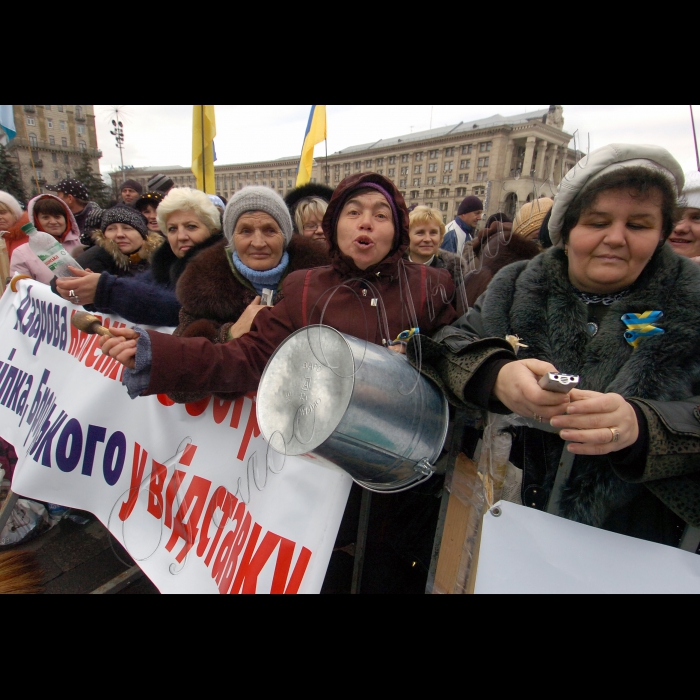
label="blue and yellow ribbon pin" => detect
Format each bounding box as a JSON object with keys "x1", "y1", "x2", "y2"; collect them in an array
[
  {"x1": 621, "y1": 311, "x2": 664, "y2": 349},
  {"x1": 392, "y1": 328, "x2": 419, "y2": 345}
]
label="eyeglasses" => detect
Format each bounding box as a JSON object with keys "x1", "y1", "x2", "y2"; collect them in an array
[{"x1": 303, "y1": 222, "x2": 324, "y2": 232}]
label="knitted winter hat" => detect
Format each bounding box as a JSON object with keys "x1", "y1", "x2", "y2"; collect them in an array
[
  {"x1": 121, "y1": 179, "x2": 144, "y2": 195},
  {"x1": 513, "y1": 198, "x2": 554, "y2": 238},
  {"x1": 101, "y1": 205, "x2": 148, "y2": 238},
  {"x1": 147, "y1": 174, "x2": 175, "y2": 194},
  {"x1": 682, "y1": 170, "x2": 700, "y2": 210},
  {"x1": 223, "y1": 187, "x2": 293, "y2": 247},
  {"x1": 458, "y1": 195, "x2": 484, "y2": 216}
]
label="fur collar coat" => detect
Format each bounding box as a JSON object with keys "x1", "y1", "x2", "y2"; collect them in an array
[
  {"x1": 174, "y1": 235, "x2": 330, "y2": 343},
  {"x1": 479, "y1": 245, "x2": 700, "y2": 537}
]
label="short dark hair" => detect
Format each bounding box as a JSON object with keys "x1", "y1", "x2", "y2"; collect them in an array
[
  {"x1": 561, "y1": 166, "x2": 679, "y2": 245},
  {"x1": 33, "y1": 198, "x2": 67, "y2": 219}
]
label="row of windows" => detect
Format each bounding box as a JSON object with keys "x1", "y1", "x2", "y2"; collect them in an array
[
  {"x1": 25, "y1": 105, "x2": 83, "y2": 116},
  {"x1": 27, "y1": 133, "x2": 87, "y2": 151},
  {"x1": 333, "y1": 143, "x2": 493, "y2": 173},
  {"x1": 25, "y1": 117, "x2": 87, "y2": 135}
]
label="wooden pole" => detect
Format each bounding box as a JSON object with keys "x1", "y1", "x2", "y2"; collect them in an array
[
  {"x1": 201, "y1": 105, "x2": 207, "y2": 193},
  {"x1": 691, "y1": 105, "x2": 700, "y2": 172}
]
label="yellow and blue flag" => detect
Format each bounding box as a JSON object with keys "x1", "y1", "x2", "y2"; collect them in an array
[
  {"x1": 192, "y1": 105, "x2": 217, "y2": 194},
  {"x1": 0, "y1": 105, "x2": 16, "y2": 145},
  {"x1": 296, "y1": 105, "x2": 327, "y2": 187}
]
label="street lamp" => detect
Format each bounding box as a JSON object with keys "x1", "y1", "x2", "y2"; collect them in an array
[{"x1": 110, "y1": 112, "x2": 125, "y2": 186}]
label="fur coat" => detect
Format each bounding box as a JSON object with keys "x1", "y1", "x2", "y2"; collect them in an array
[
  {"x1": 450, "y1": 245, "x2": 700, "y2": 543},
  {"x1": 174, "y1": 235, "x2": 331, "y2": 343},
  {"x1": 92, "y1": 234, "x2": 224, "y2": 327}
]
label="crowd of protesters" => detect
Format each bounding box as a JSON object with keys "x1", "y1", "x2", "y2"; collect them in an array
[{"x1": 2, "y1": 142, "x2": 700, "y2": 594}]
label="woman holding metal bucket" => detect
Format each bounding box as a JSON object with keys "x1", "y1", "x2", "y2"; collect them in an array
[{"x1": 100, "y1": 173, "x2": 458, "y2": 592}]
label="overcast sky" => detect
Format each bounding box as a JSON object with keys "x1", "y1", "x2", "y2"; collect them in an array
[{"x1": 94, "y1": 105, "x2": 700, "y2": 181}]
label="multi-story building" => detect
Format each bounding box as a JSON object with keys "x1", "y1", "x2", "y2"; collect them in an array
[
  {"x1": 113, "y1": 105, "x2": 577, "y2": 221},
  {"x1": 7, "y1": 105, "x2": 102, "y2": 196}
]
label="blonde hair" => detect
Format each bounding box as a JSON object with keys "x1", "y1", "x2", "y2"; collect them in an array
[
  {"x1": 157, "y1": 187, "x2": 222, "y2": 235},
  {"x1": 294, "y1": 197, "x2": 328, "y2": 234},
  {"x1": 0, "y1": 191, "x2": 22, "y2": 222},
  {"x1": 409, "y1": 206, "x2": 446, "y2": 241}
]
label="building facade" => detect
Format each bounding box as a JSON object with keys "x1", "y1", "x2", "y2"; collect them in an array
[
  {"x1": 7, "y1": 104, "x2": 102, "y2": 197},
  {"x1": 113, "y1": 105, "x2": 577, "y2": 221}
]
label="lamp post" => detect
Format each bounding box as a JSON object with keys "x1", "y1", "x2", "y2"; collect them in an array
[{"x1": 110, "y1": 109, "x2": 125, "y2": 186}]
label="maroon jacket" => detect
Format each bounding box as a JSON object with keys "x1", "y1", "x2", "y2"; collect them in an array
[{"x1": 145, "y1": 173, "x2": 457, "y2": 398}]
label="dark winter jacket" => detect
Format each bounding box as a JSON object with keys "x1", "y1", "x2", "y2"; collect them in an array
[
  {"x1": 142, "y1": 172, "x2": 458, "y2": 399},
  {"x1": 406, "y1": 250, "x2": 470, "y2": 317},
  {"x1": 412, "y1": 245, "x2": 700, "y2": 545},
  {"x1": 75, "y1": 202, "x2": 105, "y2": 247},
  {"x1": 76, "y1": 230, "x2": 163, "y2": 277},
  {"x1": 92, "y1": 233, "x2": 224, "y2": 327},
  {"x1": 462, "y1": 224, "x2": 541, "y2": 305}
]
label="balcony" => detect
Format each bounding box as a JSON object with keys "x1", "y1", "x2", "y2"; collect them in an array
[
  {"x1": 23, "y1": 105, "x2": 36, "y2": 113},
  {"x1": 75, "y1": 115, "x2": 86, "y2": 123},
  {"x1": 7, "y1": 137, "x2": 101, "y2": 160},
  {"x1": 33, "y1": 159, "x2": 44, "y2": 168}
]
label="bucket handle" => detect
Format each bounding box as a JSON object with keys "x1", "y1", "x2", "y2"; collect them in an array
[{"x1": 354, "y1": 459, "x2": 435, "y2": 494}]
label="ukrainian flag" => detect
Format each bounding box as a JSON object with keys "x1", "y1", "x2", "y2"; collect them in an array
[
  {"x1": 192, "y1": 105, "x2": 217, "y2": 194},
  {"x1": 0, "y1": 105, "x2": 16, "y2": 145},
  {"x1": 296, "y1": 105, "x2": 327, "y2": 187}
]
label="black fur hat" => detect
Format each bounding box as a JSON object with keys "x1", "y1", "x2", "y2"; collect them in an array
[{"x1": 284, "y1": 183, "x2": 335, "y2": 218}]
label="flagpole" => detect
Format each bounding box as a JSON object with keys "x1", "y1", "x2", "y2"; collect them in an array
[
  {"x1": 691, "y1": 105, "x2": 700, "y2": 172},
  {"x1": 201, "y1": 105, "x2": 207, "y2": 192},
  {"x1": 325, "y1": 138, "x2": 329, "y2": 186}
]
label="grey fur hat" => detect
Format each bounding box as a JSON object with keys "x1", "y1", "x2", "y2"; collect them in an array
[
  {"x1": 549, "y1": 143, "x2": 685, "y2": 247},
  {"x1": 223, "y1": 187, "x2": 293, "y2": 247}
]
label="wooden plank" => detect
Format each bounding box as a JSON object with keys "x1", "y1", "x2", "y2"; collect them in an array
[{"x1": 432, "y1": 453, "x2": 480, "y2": 594}]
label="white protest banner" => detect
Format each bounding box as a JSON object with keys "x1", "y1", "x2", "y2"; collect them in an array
[
  {"x1": 0, "y1": 280, "x2": 352, "y2": 594},
  {"x1": 475, "y1": 501, "x2": 700, "y2": 594}
]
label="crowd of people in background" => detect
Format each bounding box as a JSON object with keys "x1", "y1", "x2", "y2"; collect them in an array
[{"x1": 2, "y1": 142, "x2": 700, "y2": 594}]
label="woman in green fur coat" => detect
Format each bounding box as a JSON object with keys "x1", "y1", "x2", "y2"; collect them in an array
[{"x1": 413, "y1": 144, "x2": 700, "y2": 548}]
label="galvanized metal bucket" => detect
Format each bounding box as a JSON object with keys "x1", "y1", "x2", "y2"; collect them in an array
[{"x1": 257, "y1": 325, "x2": 449, "y2": 493}]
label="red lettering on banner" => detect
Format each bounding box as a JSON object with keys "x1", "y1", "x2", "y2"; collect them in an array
[
  {"x1": 217, "y1": 511, "x2": 252, "y2": 594},
  {"x1": 212, "y1": 398, "x2": 232, "y2": 424},
  {"x1": 164, "y1": 469, "x2": 185, "y2": 529},
  {"x1": 211, "y1": 501, "x2": 247, "y2": 582},
  {"x1": 165, "y1": 475, "x2": 212, "y2": 563},
  {"x1": 118, "y1": 443, "x2": 149, "y2": 521},
  {"x1": 157, "y1": 394, "x2": 175, "y2": 407},
  {"x1": 270, "y1": 537, "x2": 295, "y2": 594},
  {"x1": 83, "y1": 334, "x2": 102, "y2": 368},
  {"x1": 230, "y1": 527, "x2": 282, "y2": 595},
  {"x1": 230, "y1": 396, "x2": 244, "y2": 428},
  {"x1": 237, "y1": 400, "x2": 261, "y2": 461},
  {"x1": 283, "y1": 547, "x2": 313, "y2": 594},
  {"x1": 185, "y1": 396, "x2": 211, "y2": 417},
  {"x1": 147, "y1": 460, "x2": 167, "y2": 519},
  {"x1": 179, "y1": 443, "x2": 197, "y2": 467},
  {"x1": 198, "y1": 488, "x2": 235, "y2": 561}
]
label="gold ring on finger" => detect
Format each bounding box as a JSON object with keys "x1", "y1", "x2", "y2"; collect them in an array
[
  {"x1": 534, "y1": 413, "x2": 543, "y2": 423},
  {"x1": 609, "y1": 428, "x2": 620, "y2": 444}
]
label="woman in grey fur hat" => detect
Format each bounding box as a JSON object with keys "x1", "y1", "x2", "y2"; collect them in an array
[{"x1": 417, "y1": 144, "x2": 700, "y2": 549}]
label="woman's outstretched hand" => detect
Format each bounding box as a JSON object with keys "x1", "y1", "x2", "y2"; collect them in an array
[
  {"x1": 228, "y1": 297, "x2": 269, "y2": 340},
  {"x1": 494, "y1": 359, "x2": 571, "y2": 420},
  {"x1": 56, "y1": 267, "x2": 100, "y2": 305},
  {"x1": 99, "y1": 327, "x2": 140, "y2": 370},
  {"x1": 550, "y1": 389, "x2": 639, "y2": 455}
]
